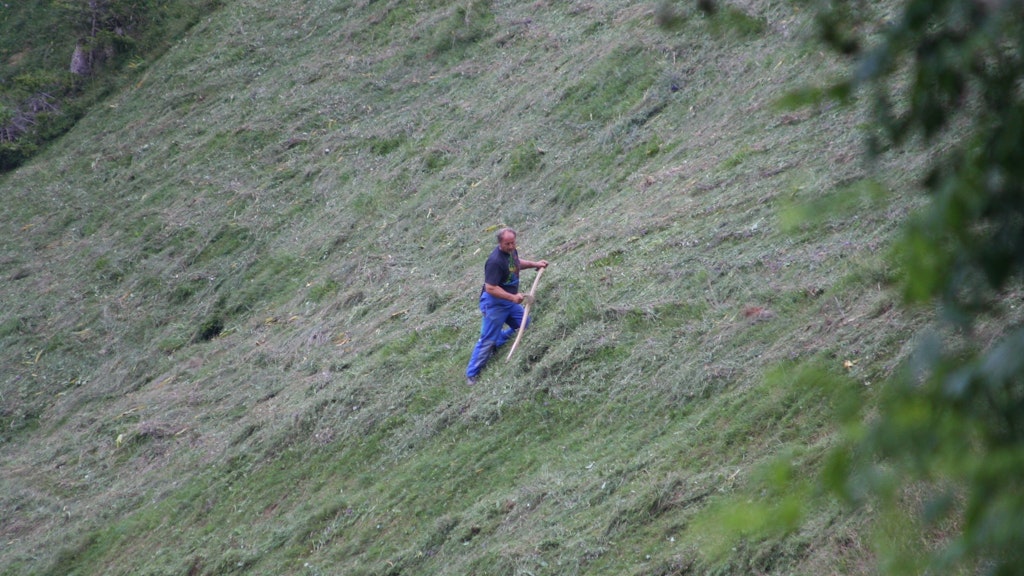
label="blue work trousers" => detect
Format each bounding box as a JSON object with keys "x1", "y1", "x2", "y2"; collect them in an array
[{"x1": 465, "y1": 292, "x2": 529, "y2": 379}]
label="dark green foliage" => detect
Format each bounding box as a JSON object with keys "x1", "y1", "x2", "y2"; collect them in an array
[
  {"x1": 810, "y1": 0, "x2": 1024, "y2": 572},
  {"x1": 0, "y1": 0, "x2": 221, "y2": 172},
  {"x1": 194, "y1": 314, "x2": 225, "y2": 342},
  {"x1": 0, "y1": 141, "x2": 36, "y2": 171},
  {"x1": 0, "y1": 5, "x2": 66, "y2": 71}
]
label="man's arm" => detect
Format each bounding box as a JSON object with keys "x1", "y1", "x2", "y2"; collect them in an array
[
  {"x1": 484, "y1": 283, "x2": 524, "y2": 304},
  {"x1": 519, "y1": 258, "x2": 549, "y2": 270}
]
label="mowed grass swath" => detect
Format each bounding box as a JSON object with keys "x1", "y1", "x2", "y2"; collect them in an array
[{"x1": 0, "y1": 0, "x2": 943, "y2": 574}]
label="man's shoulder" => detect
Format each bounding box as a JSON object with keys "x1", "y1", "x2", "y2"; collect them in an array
[{"x1": 484, "y1": 247, "x2": 505, "y2": 264}]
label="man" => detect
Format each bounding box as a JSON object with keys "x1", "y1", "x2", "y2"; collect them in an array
[{"x1": 465, "y1": 228, "x2": 548, "y2": 385}]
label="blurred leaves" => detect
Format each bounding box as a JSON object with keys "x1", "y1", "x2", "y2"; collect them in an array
[{"x1": 806, "y1": 0, "x2": 1024, "y2": 572}]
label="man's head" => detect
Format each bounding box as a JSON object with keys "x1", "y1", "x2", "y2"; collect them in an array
[{"x1": 496, "y1": 228, "x2": 517, "y2": 254}]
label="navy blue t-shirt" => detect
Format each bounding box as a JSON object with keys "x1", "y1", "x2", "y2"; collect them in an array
[{"x1": 483, "y1": 247, "x2": 520, "y2": 294}]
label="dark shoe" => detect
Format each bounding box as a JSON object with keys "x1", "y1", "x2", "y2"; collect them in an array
[{"x1": 466, "y1": 376, "x2": 477, "y2": 386}]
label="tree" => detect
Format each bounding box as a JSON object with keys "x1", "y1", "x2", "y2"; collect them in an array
[
  {"x1": 661, "y1": 0, "x2": 1024, "y2": 571},
  {"x1": 55, "y1": 0, "x2": 142, "y2": 75},
  {"x1": 809, "y1": 0, "x2": 1024, "y2": 573}
]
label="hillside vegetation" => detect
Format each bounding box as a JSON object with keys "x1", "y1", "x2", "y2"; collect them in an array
[
  {"x1": 1, "y1": 0, "x2": 936, "y2": 574},
  {"x1": 0, "y1": 0, "x2": 220, "y2": 169}
]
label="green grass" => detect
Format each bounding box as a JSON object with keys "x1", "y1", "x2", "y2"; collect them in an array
[{"x1": 0, "y1": 0, "x2": 953, "y2": 575}]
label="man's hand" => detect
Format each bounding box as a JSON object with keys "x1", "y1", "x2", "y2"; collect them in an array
[
  {"x1": 536, "y1": 260, "x2": 549, "y2": 269},
  {"x1": 512, "y1": 293, "x2": 525, "y2": 304}
]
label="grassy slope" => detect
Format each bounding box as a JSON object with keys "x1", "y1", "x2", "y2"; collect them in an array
[{"x1": 0, "y1": 0, "x2": 930, "y2": 574}]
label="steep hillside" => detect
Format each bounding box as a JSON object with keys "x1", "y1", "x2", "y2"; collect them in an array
[{"x1": 1, "y1": 0, "x2": 928, "y2": 574}]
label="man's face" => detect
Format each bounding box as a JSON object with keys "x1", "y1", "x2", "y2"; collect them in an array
[{"x1": 498, "y1": 232, "x2": 517, "y2": 254}]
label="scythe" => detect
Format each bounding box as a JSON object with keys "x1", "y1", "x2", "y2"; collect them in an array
[{"x1": 506, "y1": 266, "x2": 545, "y2": 361}]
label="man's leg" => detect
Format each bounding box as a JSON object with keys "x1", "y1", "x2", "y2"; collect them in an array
[
  {"x1": 496, "y1": 304, "x2": 527, "y2": 349},
  {"x1": 466, "y1": 296, "x2": 508, "y2": 380}
]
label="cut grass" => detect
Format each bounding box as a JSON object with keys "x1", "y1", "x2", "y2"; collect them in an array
[{"x1": 0, "y1": 0, "x2": 949, "y2": 575}]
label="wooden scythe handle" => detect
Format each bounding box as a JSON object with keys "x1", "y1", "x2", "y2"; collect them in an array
[{"x1": 506, "y1": 266, "x2": 545, "y2": 361}]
